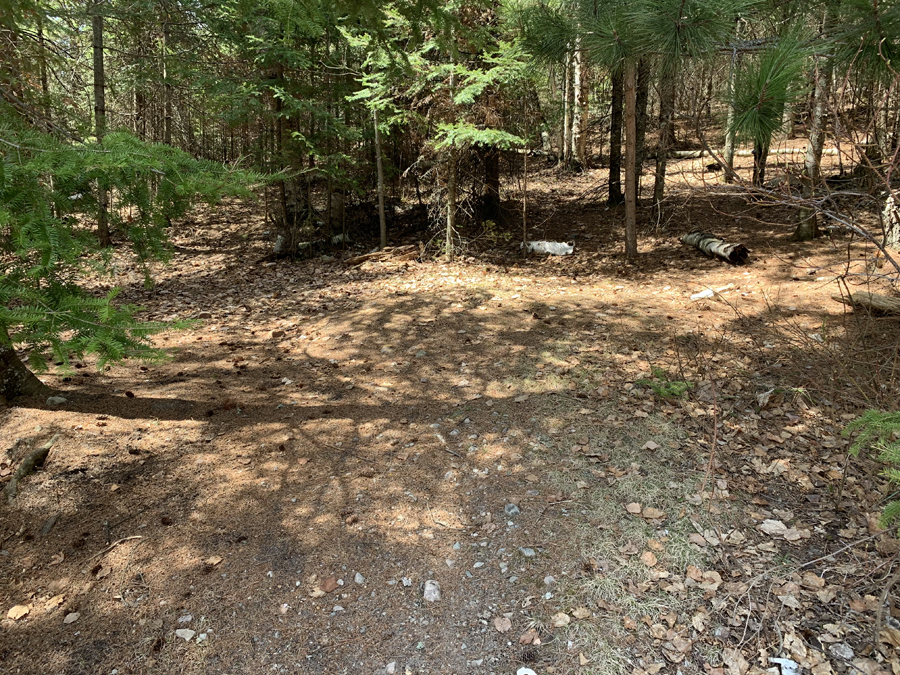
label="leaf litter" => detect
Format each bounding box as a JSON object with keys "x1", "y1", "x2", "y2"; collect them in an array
[{"x1": 0, "y1": 178, "x2": 899, "y2": 675}]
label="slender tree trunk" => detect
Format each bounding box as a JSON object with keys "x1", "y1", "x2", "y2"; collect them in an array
[
  {"x1": 37, "y1": 16, "x2": 50, "y2": 121},
  {"x1": 624, "y1": 60, "x2": 638, "y2": 260},
  {"x1": 162, "y1": 8, "x2": 172, "y2": 146},
  {"x1": 752, "y1": 141, "x2": 769, "y2": 186},
  {"x1": 479, "y1": 145, "x2": 501, "y2": 223},
  {"x1": 92, "y1": 0, "x2": 111, "y2": 247},
  {"x1": 374, "y1": 108, "x2": 387, "y2": 249},
  {"x1": 571, "y1": 38, "x2": 587, "y2": 168},
  {"x1": 563, "y1": 50, "x2": 573, "y2": 167},
  {"x1": 794, "y1": 54, "x2": 831, "y2": 241},
  {"x1": 608, "y1": 66, "x2": 624, "y2": 206},
  {"x1": 724, "y1": 49, "x2": 739, "y2": 183},
  {"x1": 653, "y1": 76, "x2": 676, "y2": 210},
  {"x1": 634, "y1": 58, "x2": 650, "y2": 203},
  {"x1": 446, "y1": 59, "x2": 458, "y2": 261}
]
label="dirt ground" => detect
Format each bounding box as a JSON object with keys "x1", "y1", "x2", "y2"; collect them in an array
[{"x1": 3, "y1": 149, "x2": 900, "y2": 675}]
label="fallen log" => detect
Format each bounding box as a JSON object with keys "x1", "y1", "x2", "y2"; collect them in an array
[
  {"x1": 344, "y1": 244, "x2": 418, "y2": 266},
  {"x1": 5, "y1": 433, "x2": 60, "y2": 504},
  {"x1": 681, "y1": 231, "x2": 749, "y2": 265},
  {"x1": 832, "y1": 291, "x2": 900, "y2": 315}
]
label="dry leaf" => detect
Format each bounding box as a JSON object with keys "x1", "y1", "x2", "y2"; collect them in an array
[
  {"x1": 45, "y1": 595, "x2": 65, "y2": 610},
  {"x1": 320, "y1": 576, "x2": 339, "y2": 593},
  {"x1": 642, "y1": 506, "x2": 666, "y2": 520},
  {"x1": 759, "y1": 519, "x2": 787, "y2": 536},
  {"x1": 623, "y1": 615, "x2": 638, "y2": 630},
  {"x1": 519, "y1": 628, "x2": 540, "y2": 645},
  {"x1": 642, "y1": 441, "x2": 660, "y2": 450},
  {"x1": 494, "y1": 616, "x2": 512, "y2": 633},
  {"x1": 580, "y1": 653, "x2": 591, "y2": 666},
  {"x1": 640, "y1": 551, "x2": 658, "y2": 567},
  {"x1": 723, "y1": 647, "x2": 750, "y2": 675},
  {"x1": 650, "y1": 624, "x2": 668, "y2": 639},
  {"x1": 7, "y1": 605, "x2": 29, "y2": 621},
  {"x1": 49, "y1": 553, "x2": 64, "y2": 566},
  {"x1": 551, "y1": 612, "x2": 571, "y2": 627},
  {"x1": 572, "y1": 607, "x2": 591, "y2": 620},
  {"x1": 625, "y1": 502, "x2": 642, "y2": 514},
  {"x1": 686, "y1": 565, "x2": 703, "y2": 581}
]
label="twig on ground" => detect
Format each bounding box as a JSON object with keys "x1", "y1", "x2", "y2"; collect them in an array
[
  {"x1": 85, "y1": 535, "x2": 143, "y2": 563},
  {"x1": 4, "y1": 433, "x2": 60, "y2": 504}
]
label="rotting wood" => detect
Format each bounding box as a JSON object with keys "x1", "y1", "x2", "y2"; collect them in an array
[
  {"x1": 832, "y1": 291, "x2": 900, "y2": 315},
  {"x1": 344, "y1": 245, "x2": 418, "y2": 266},
  {"x1": 681, "y1": 231, "x2": 749, "y2": 265},
  {"x1": 5, "y1": 433, "x2": 60, "y2": 504}
]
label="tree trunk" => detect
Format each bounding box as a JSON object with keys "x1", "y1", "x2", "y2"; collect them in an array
[
  {"x1": 162, "y1": 9, "x2": 172, "y2": 146},
  {"x1": 723, "y1": 50, "x2": 739, "y2": 183},
  {"x1": 634, "y1": 58, "x2": 649, "y2": 203},
  {"x1": 562, "y1": 50, "x2": 573, "y2": 167},
  {"x1": 479, "y1": 145, "x2": 501, "y2": 224},
  {"x1": 624, "y1": 60, "x2": 638, "y2": 261},
  {"x1": 571, "y1": 39, "x2": 587, "y2": 168},
  {"x1": 374, "y1": 107, "x2": 387, "y2": 249},
  {"x1": 794, "y1": 53, "x2": 830, "y2": 241},
  {"x1": 752, "y1": 140, "x2": 769, "y2": 186},
  {"x1": 608, "y1": 66, "x2": 624, "y2": 206},
  {"x1": 0, "y1": 337, "x2": 51, "y2": 401},
  {"x1": 92, "y1": 0, "x2": 111, "y2": 248},
  {"x1": 653, "y1": 76, "x2": 676, "y2": 209},
  {"x1": 446, "y1": 61, "x2": 458, "y2": 261}
]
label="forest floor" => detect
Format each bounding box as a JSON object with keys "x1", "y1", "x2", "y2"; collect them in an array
[{"x1": 3, "y1": 149, "x2": 900, "y2": 675}]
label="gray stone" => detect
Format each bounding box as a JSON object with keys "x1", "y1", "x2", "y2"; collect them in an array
[
  {"x1": 423, "y1": 580, "x2": 441, "y2": 602},
  {"x1": 504, "y1": 504, "x2": 521, "y2": 517},
  {"x1": 46, "y1": 396, "x2": 67, "y2": 407}
]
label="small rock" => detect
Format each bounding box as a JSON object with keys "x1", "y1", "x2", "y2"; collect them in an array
[
  {"x1": 519, "y1": 547, "x2": 536, "y2": 558},
  {"x1": 473, "y1": 562, "x2": 484, "y2": 568},
  {"x1": 402, "y1": 577, "x2": 412, "y2": 587},
  {"x1": 271, "y1": 330, "x2": 285, "y2": 339},
  {"x1": 415, "y1": 350, "x2": 427, "y2": 358},
  {"x1": 354, "y1": 572, "x2": 365, "y2": 584},
  {"x1": 175, "y1": 628, "x2": 196, "y2": 642},
  {"x1": 46, "y1": 396, "x2": 67, "y2": 407},
  {"x1": 178, "y1": 614, "x2": 192, "y2": 624},
  {"x1": 386, "y1": 662, "x2": 397, "y2": 675},
  {"x1": 63, "y1": 612, "x2": 80, "y2": 624},
  {"x1": 544, "y1": 575, "x2": 555, "y2": 585},
  {"x1": 504, "y1": 504, "x2": 521, "y2": 517},
  {"x1": 829, "y1": 643, "x2": 854, "y2": 660},
  {"x1": 196, "y1": 633, "x2": 208, "y2": 644},
  {"x1": 423, "y1": 580, "x2": 441, "y2": 602},
  {"x1": 197, "y1": 311, "x2": 212, "y2": 319}
]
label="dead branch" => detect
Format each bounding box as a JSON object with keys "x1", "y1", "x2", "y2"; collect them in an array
[
  {"x1": 4, "y1": 433, "x2": 60, "y2": 504},
  {"x1": 832, "y1": 291, "x2": 900, "y2": 315},
  {"x1": 344, "y1": 245, "x2": 418, "y2": 266}
]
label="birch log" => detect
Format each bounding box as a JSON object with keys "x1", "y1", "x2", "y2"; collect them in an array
[
  {"x1": 832, "y1": 292, "x2": 900, "y2": 315},
  {"x1": 681, "y1": 231, "x2": 749, "y2": 264}
]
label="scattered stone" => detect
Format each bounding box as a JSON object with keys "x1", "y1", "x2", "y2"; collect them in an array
[
  {"x1": 415, "y1": 350, "x2": 427, "y2": 358},
  {"x1": 271, "y1": 330, "x2": 285, "y2": 339},
  {"x1": 175, "y1": 628, "x2": 196, "y2": 642},
  {"x1": 386, "y1": 662, "x2": 397, "y2": 675},
  {"x1": 63, "y1": 612, "x2": 79, "y2": 624},
  {"x1": 830, "y1": 643, "x2": 854, "y2": 660},
  {"x1": 197, "y1": 311, "x2": 212, "y2": 319},
  {"x1": 519, "y1": 547, "x2": 536, "y2": 558},
  {"x1": 354, "y1": 572, "x2": 366, "y2": 584},
  {"x1": 544, "y1": 575, "x2": 555, "y2": 585},
  {"x1": 178, "y1": 614, "x2": 192, "y2": 624},
  {"x1": 46, "y1": 396, "x2": 67, "y2": 407},
  {"x1": 402, "y1": 577, "x2": 412, "y2": 587},
  {"x1": 196, "y1": 633, "x2": 208, "y2": 644},
  {"x1": 423, "y1": 580, "x2": 441, "y2": 602},
  {"x1": 504, "y1": 503, "x2": 521, "y2": 517}
]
